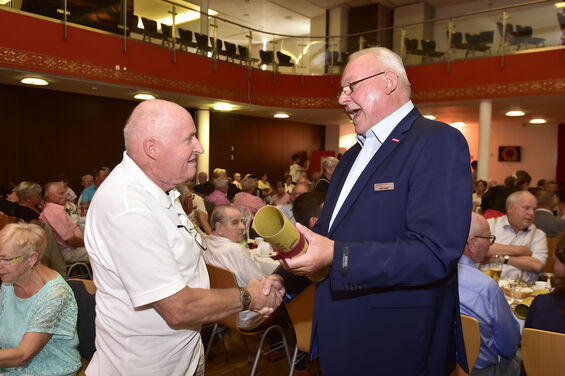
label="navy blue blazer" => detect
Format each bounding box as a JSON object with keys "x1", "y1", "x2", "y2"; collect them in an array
[{"x1": 311, "y1": 108, "x2": 472, "y2": 375}]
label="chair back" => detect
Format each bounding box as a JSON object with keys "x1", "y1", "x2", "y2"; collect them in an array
[
  {"x1": 276, "y1": 51, "x2": 292, "y2": 64},
  {"x1": 522, "y1": 328, "x2": 565, "y2": 376},
  {"x1": 67, "y1": 279, "x2": 97, "y2": 361},
  {"x1": 404, "y1": 37, "x2": 418, "y2": 51},
  {"x1": 141, "y1": 17, "x2": 157, "y2": 33},
  {"x1": 451, "y1": 32, "x2": 463, "y2": 45},
  {"x1": 479, "y1": 30, "x2": 494, "y2": 44},
  {"x1": 161, "y1": 24, "x2": 172, "y2": 38},
  {"x1": 452, "y1": 314, "x2": 481, "y2": 376},
  {"x1": 545, "y1": 237, "x2": 557, "y2": 273},
  {"x1": 559, "y1": 13, "x2": 565, "y2": 29},
  {"x1": 194, "y1": 32, "x2": 209, "y2": 47},
  {"x1": 238, "y1": 45, "x2": 249, "y2": 58},
  {"x1": 224, "y1": 41, "x2": 237, "y2": 54},
  {"x1": 421, "y1": 39, "x2": 435, "y2": 52},
  {"x1": 205, "y1": 264, "x2": 241, "y2": 331},
  {"x1": 178, "y1": 28, "x2": 193, "y2": 43},
  {"x1": 260, "y1": 50, "x2": 274, "y2": 64},
  {"x1": 286, "y1": 284, "x2": 315, "y2": 353}
]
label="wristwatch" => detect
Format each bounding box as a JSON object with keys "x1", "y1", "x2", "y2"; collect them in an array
[
  {"x1": 239, "y1": 287, "x2": 251, "y2": 311},
  {"x1": 504, "y1": 255, "x2": 510, "y2": 264}
]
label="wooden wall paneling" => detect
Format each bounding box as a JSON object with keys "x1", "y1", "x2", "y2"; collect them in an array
[{"x1": 209, "y1": 112, "x2": 325, "y2": 182}]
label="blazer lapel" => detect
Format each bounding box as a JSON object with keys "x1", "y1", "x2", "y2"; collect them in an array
[{"x1": 328, "y1": 108, "x2": 421, "y2": 236}]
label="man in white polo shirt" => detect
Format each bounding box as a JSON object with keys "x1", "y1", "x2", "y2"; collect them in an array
[{"x1": 84, "y1": 99, "x2": 284, "y2": 376}]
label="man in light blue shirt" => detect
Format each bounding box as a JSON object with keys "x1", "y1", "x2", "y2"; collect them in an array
[{"x1": 458, "y1": 212, "x2": 521, "y2": 376}]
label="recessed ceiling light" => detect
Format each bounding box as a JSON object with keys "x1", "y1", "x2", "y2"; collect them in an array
[
  {"x1": 423, "y1": 114, "x2": 436, "y2": 120},
  {"x1": 21, "y1": 77, "x2": 48, "y2": 86},
  {"x1": 451, "y1": 121, "x2": 466, "y2": 127},
  {"x1": 505, "y1": 110, "x2": 525, "y2": 117},
  {"x1": 529, "y1": 118, "x2": 547, "y2": 124},
  {"x1": 555, "y1": 2, "x2": 565, "y2": 8},
  {"x1": 133, "y1": 93, "x2": 155, "y2": 100},
  {"x1": 213, "y1": 102, "x2": 234, "y2": 111},
  {"x1": 273, "y1": 113, "x2": 290, "y2": 119}
]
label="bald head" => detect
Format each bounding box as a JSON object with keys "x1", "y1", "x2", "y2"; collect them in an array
[
  {"x1": 123, "y1": 100, "x2": 203, "y2": 191},
  {"x1": 464, "y1": 212, "x2": 491, "y2": 263}
]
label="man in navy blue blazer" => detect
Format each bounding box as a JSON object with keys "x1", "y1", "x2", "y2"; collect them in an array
[{"x1": 284, "y1": 47, "x2": 472, "y2": 375}]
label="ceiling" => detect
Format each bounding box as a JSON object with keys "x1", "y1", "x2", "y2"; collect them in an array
[{"x1": 2, "y1": 0, "x2": 562, "y2": 129}]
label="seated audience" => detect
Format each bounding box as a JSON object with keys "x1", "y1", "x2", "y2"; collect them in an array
[
  {"x1": 278, "y1": 183, "x2": 309, "y2": 224},
  {"x1": 54, "y1": 173, "x2": 76, "y2": 203},
  {"x1": 525, "y1": 233, "x2": 565, "y2": 333},
  {"x1": 558, "y1": 188, "x2": 565, "y2": 220},
  {"x1": 0, "y1": 223, "x2": 81, "y2": 375},
  {"x1": 292, "y1": 191, "x2": 325, "y2": 229},
  {"x1": 207, "y1": 177, "x2": 230, "y2": 206},
  {"x1": 534, "y1": 189, "x2": 565, "y2": 237},
  {"x1": 176, "y1": 182, "x2": 212, "y2": 235},
  {"x1": 204, "y1": 205, "x2": 268, "y2": 329},
  {"x1": 39, "y1": 182, "x2": 89, "y2": 263},
  {"x1": 233, "y1": 172, "x2": 242, "y2": 190},
  {"x1": 488, "y1": 190, "x2": 547, "y2": 284},
  {"x1": 258, "y1": 173, "x2": 272, "y2": 194},
  {"x1": 76, "y1": 174, "x2": 94, "y2": 206},
  {"x1": 0, "y1": 182, "x2": 18, "y2": 217},
  {"x1": 537, "y1": 179, "x2": 558, "y2": 193},
  {"x1": 233, "y1": 177, "x2": 265, "y2": 216},
  {"x1": 78, "y1": 167, "x2": 110, "y2": 210},
  {"x1": 270, "y1": 181, "x2": 290, "y2": 206},
  {"x1": 14, "y1": 181, "x2": 43, "y2": 223},
  {"x1": 284, "y1": 175, "x2": 294, "y2": 194},
  {"x1": 473, "y1": 179, "x2": 488, "y2": 213},
  {"x1": 482, "y1": 170, "x2": 531, "y2": 218},
  {"x1": 459, "y1": 213, "x2": 521, "y2": 376},
  {"x1": 314, "y1": 156, "x2": 338, "y2": 193},
  {"x1": 193, "y1": 171, "x2": 214, "y2": 196}
]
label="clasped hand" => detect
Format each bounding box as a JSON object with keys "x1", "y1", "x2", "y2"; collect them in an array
[{"x1": 246, "y1": 274, "x2": 285, "y2": 317}]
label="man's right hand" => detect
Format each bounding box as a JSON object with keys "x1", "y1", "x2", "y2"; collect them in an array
[{"x1": 246, "y1": 275, "x2": 285, "y2": 317}]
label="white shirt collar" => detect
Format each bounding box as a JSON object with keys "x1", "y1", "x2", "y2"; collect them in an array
[
  {"x1": 500, "y1": 214, "x2": 533, "y2": 234},
  {"x1": 122, "y1": 151, "x2": 174, "y2": 209},
  {"x1": 356, "y1": 100, "x2": 414, "y2": 147}
]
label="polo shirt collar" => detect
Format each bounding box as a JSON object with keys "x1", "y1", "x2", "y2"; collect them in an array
[
  {"x1": 501, "y1": 214, "x2": 533, "y2": 234},
  {"x1": 356, "y1": 100, "x2": 414, "y2": 147},
  {"x1": 122, "y1": 151, "x2": 175, "y2": 209}
]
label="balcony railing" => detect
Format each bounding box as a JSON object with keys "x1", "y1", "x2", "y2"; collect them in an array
[{"x1": 3, "y1": 0, "x2": 564, "y2": 74}]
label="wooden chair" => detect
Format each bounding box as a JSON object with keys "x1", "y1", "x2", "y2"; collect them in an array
[
  {"x1": 286, "y1": 284, "x2": 316, "y2": 376},
  {"x1": 522, "y1": 328, "x2": 565, "y2": 376},
  {"x1": 451, "y1": 314, "x2": 481, "y2": 376},
  {"x1": 544, "y1": 237, "x2": 556, "y2": 274},
  {"x1": 205, "y1": 264, "x2": 291, "y2": 376},
  {"x1": 67, "y1": 279, "x2": 97, "y2": 376}
]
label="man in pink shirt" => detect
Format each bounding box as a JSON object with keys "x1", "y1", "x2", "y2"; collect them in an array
[
  {"x1": 233, "y1": 177, "x2": 265, "y2": 216},
  {"x1": 40, "y1": 181, "x2": 89, "y2": 263},
  {"x1": 207, "y1": 177, "x2": 230, "y2": 205}
]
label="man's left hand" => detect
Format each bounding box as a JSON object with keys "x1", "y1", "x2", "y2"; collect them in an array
[{"x1": 283, "y1": 223, "x2": 334, "y2": 275}]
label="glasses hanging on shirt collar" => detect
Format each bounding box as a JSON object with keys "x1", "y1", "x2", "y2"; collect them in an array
[{"x1": 177, "y1": 223, "x2": 207, "y2": 251}]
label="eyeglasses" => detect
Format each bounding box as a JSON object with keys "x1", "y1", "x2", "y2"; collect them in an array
[
  {"x1": 474, "y1": 234, "x2": 496, "y2": 245},
  {"x1": 177, "y1": 224, "x2": 207, "y2": 251},
  {"x1": 337, "y1": 71, "x2": 385, "y2": 99},
  {"x1": 0, "y1": 255, "x2": 25, "y2": 265}
]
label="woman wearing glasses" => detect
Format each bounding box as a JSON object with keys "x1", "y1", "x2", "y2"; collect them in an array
[{"x1": 0, "y1": 223, "x2": 81, "y2": 375}]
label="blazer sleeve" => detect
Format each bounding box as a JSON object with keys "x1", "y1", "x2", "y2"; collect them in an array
[{"x1": 329, "y1": 124, "x2": 473, "y2": 290}]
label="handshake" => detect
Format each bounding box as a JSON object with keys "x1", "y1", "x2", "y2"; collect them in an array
[{"x1": 244, "y1": 274, "x2": 285, "y2": 317}]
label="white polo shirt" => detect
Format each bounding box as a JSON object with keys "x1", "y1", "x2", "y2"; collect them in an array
[{"x1": 84, "y1": 152, "x2": 209, "y2": 376}]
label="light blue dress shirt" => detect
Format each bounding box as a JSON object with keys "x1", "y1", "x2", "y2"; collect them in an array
[
  {"x1": 457, "y1": 255, "x2": 521, "y2": 370},
  {"x1": 329, "y1": 100, "x2": 414, "y2": 230}
]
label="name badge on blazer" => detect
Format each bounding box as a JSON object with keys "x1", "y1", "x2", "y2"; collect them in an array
[{"x1": 374, "y1": 182, "x2": 395, "y2": 191}]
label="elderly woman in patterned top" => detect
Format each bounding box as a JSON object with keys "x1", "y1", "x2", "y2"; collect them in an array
[{"x1": 0, "y1": 223, "x2": 81, "y2": 376}]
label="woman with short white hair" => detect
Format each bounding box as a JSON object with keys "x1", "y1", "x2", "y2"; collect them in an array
[{"x1": 0, "y1": 223, "x2": 81, "y2": 375}]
